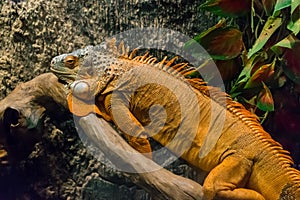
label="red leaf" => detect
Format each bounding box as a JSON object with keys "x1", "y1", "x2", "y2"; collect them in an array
[
  {"x1": 283, "y1": 41, "x2": 300, "y2": 84},
  {"x1": 257, "y1": 83, "x2": 274, "y2": 111},
  {"x1": 245, "y1": 61, "x2": 275, "y2": 88},
  {"x1": 262, "y1": 0, "x2": 277, "y2": 16},
  {"x1": 200, "y1": 0, "x2": 251, "y2": 17},
  {"x1": 199, "y1": 27, "x2": 243, "y2": 60},
  {"x1": 219, "y1": 0, "x2": 251, "y2": 15},
  {"x1": 215, "y1": 58, "x2": 241, "y2": 81}
]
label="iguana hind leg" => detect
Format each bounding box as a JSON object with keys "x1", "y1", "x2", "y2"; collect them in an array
[{"x1": 203, "y1": 155, "x2": 265, "y2": 200}]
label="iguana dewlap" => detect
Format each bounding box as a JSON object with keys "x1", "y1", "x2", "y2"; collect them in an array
[{"x1": 50, "y1": 38, "x2": 300, "y2": 200}]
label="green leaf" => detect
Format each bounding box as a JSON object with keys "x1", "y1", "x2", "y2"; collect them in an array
[
  {"x1": 200, "y1": 0, "x2": 251, "y2": 17},
  {"x1": 248, "y1": 16, "x2": 282, "y2": 58},
  {"x1": 271, "y1": 35, "x2": 300, "y2": 84},
  {"x1": 240, "y1": 52, "x2": 268, "y2": 80},
  {"x1": 271, "y1": 34, "x2": 297, "y2": 54},
  {"x1": 291, "y1": 0, "x2": 300, "y2": 13},
  {"x1": 257, "y1": 83, "x2": 274, "y2": 111},
  {"x1": 288, "y1": 19, "x2": 300, "y2": 37},
  {"x1": 288, "y1": 5, "x2": 300, "y2": 35},
  {"x1": 230, "y1": 91, "x2": 242, "y2": 98},
  {"x1": 230, "y1": 54, "x2": 263, "y2": 91},
  {"x1": 272, "y1": 34, "x2": 297, "y2": 49},
  {"x1": 273, "y1": 0, "x2": 291, "y2": 15},
  {"x1": 230, "y1": 81, "x2": 246, "y2": 97},
  {"x1": 230, "y1": 52, "x2": 267, "y2": 94}
]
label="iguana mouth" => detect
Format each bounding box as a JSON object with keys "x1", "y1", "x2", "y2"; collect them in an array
[
  {"x1": 50, "y1": 67, "x2": 74, "y2": 75},
  {"x1": 50, "y1": 67, "x2": 77, "y2": 81},
  {"x1": 50, "y1": 67, "x2": 64, "y2": 73}
]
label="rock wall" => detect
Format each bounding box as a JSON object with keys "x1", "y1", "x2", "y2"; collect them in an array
[
  {"x1": 0, "y1": 0, "x2": 215, "y2": 98},
  {"x1": 0, "y1": 0, "x2": 216, "y2": 199}
]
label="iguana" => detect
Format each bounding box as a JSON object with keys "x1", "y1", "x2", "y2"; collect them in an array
[{"x1": 50, "y1": 38, "x2": 300, "y2": 200}]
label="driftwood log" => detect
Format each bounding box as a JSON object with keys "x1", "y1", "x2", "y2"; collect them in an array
[
  {"x1": 0, "y1": 73, "x2": 68, "y2": 163},
  {"x1": 0, "y1": 73, "x2": 203, "y2": 199}
]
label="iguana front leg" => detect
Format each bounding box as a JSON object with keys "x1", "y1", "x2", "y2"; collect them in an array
[
  {"x1": 102, "y1": 94, "x2": 153, "y2": 159},
  {"x1": 203, "y1": 155, "x2": 265, "y2": 200},
  {"x1": 68, "y1": 79, "x2": 152, "y2": 159}
]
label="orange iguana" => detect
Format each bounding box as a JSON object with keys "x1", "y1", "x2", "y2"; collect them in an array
[{"x1": 50, "y1": 38, "x2": 300, "y2": 200}]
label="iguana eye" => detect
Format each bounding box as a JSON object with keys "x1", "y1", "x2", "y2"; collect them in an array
[{"x1": 64, "y1": 55, "x2": 79, "y2": 69}]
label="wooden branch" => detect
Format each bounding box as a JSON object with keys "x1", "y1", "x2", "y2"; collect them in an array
[
  {"x1": 0, "y1": 73, "x2": 204, "y2": 199},
  {"x1": 79, "y1": 115, "x2": 203, "y2": 200},
  {"x1": 0, "y1": 73, "x2": 68, "y2": 163},
  {"x1": 0, "y1": 73, "x2": 68, "y2": 127}
]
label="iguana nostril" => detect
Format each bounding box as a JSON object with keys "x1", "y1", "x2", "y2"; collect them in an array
[{"x1": 50, "y1": 59, "x2": 55, "y2": 66}]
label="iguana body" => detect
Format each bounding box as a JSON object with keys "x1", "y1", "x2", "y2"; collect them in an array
[{"x1": 50, "y1": 39, "x2": 300, "y2": 200}]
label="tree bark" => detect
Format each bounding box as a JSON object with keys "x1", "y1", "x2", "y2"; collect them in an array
[
  {"x1": 0, "y1": 73, "x2": 68, "y2": 125},
  {"x1": 0, "y1": 73, "x2": 68, "y2": 163},
  {"x1": 79, "y1": 114, "x2": 204, "y2": 200},
  {"x1": 0, "y1": 73, "x2": 203, "y2": 199}
]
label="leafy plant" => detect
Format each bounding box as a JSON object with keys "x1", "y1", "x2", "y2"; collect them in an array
[{"x1": 186, "y1": 0, "x2": 300, "y2": 122}]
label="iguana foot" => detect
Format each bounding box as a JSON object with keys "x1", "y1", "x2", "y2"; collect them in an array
[
  {"x1": 203, "y1": 155, "x2": 265, "y2": 200},
  {"x1": 127, "y1": 134, "x2": 152, "y2": 159}
]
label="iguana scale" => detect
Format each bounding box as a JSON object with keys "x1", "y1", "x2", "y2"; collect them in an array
[{"x1": 50, "y1": 38, "x2": 300, "y2": 200}]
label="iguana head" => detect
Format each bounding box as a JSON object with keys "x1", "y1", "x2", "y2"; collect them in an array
[
  {"x1": 50, "y1": 45, "x2": 96, "y2": 84},
  {"x1": 50, "y1": 38, "x2": 125, "y2": 84},
  {"x1": 50, "y1": 39, "x2": 130, "y2": 116},
  {"x1": 51, "y1": 38, "x2": 139, "y2": 96}
]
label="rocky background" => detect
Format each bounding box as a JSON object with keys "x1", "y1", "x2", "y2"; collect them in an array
[{"x1": 0, "y1": 0, "x2": 217, "y2": 199}]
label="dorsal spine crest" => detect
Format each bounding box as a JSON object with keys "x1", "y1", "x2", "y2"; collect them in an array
[{"x1": 105, "y1": 39, "x2": 300, "y2": 184}]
